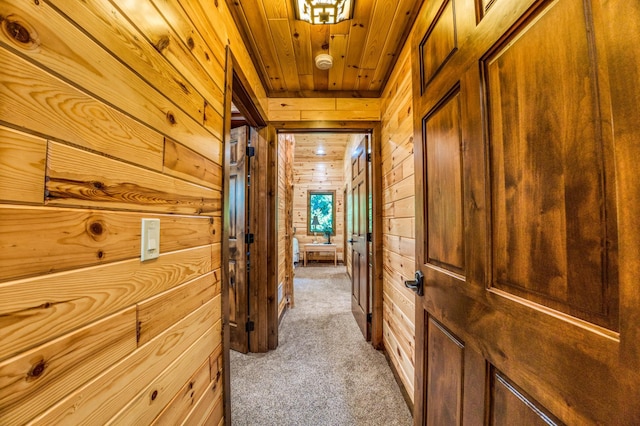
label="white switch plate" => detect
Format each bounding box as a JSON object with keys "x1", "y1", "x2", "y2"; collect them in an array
[{"x1": 141, "y1": 219, "x2": 160, "y2": 261}]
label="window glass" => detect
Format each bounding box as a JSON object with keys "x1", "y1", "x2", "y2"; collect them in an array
[{"x1": 308, "y1": 190, "x2": 335, "y2": 235}]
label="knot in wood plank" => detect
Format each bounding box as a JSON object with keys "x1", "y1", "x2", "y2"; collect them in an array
[
  {"x1": 27, "y1": 359, "x2": 46, "y2": 380},
  {"x1": 1, "y1": 14, "x2": 40, "y2": 50}
]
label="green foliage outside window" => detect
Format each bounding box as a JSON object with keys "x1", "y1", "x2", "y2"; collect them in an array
[{"x1": 308, "y1": 191, "x2": 335, "y2": 235}]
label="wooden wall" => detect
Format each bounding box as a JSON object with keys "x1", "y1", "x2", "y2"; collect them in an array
[
  {"x1": 269, "y1": 98, "x2": 381, "y2": 121},
  {"x1": 277, "y1": 134, "x2": 295, "y2": 315},
  {"x1": 292, "y1": 156, "x2": 345, "y2": 262},
  {"x1": 0, "y1": 0, "x2": 264, "y2": 423},
  {"x1": 379, "y1": 35, "x2": 417, "y2": 402}
]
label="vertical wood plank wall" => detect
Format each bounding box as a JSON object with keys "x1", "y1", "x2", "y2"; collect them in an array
[
  {"x1": 0, "y1": 0, "x2": 264, "y2": 424},
  {"x1": 380, "y1": 38, "x2": 417, "y2": 402},
  {"x1": 293, "y1": 157, "x2": 345, "y2": 262}
]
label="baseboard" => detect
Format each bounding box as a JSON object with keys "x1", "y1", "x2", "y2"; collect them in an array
[{"x1": 382, "y1": 343, "x2": 414, "y2": 415}]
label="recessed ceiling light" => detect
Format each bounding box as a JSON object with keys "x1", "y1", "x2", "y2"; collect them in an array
[{"x1": 316, "y1": 148, "x2": 326, "y2": 156}]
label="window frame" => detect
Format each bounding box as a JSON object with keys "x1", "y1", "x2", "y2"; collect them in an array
[{"x1": 307, "y1": 190, "x2": 336, "y2": 236}]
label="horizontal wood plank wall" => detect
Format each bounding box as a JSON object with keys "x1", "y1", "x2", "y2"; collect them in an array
[
  {"x1": 268, "y1": 98, "x2": 382, "y2": 121},
  {"x1": 379, "y1": 36, "x2": 417, "y2": 402},
  {"x1": 0, "y1": 0, "x2": 264, "y2": 423},
  {"x1": 292, "y1": 157, "x2": 344, "y2": 263}
]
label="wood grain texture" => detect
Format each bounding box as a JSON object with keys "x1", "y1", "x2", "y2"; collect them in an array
[
  {"x1": 0, "y1": 206, "x2": 218, "y2": 282},
  {"x1": 0, "y1": 0, "x2": 220, "y2": 163},
  {"x1": 151, "y1": 357, "x2": 212, "y2": 425},
  {"x1": 425, "y1": 90, "x2": 464, "y2": 273},
  {"x1": 0, "y1": 307, "x2": 137, "y2": 425},
  {"x1": 29, "y1": 302, "x2": 220, "y2": 425},
  {"x1": 380, "y1": 34, "x2": 416, "y2": 403},
  {"x1": 425, "y1": 317, "x2": 464, "y2": 426},
  {"x1": 137, "y1": 276, "x2": 221, "y2": 346},
  {"x1": 0, "y1": 0, "x2": 247, "y2": 423},
  {"x1": 0, "y1": 126, "x2": 46, "y2": 204},
  {"x1": 292, "y1": 158, "x2": 345, "y2": 262},
  {"x1": 46, "y1": 142, "x2": 221, "y2": 215},
  {"x1": 268, "y1": 98, "x2": 381, "y2": 121},
  {"x1": 109, "y1": 336, "x2": 220, "y2": 425},
  {"x1": 222, "y1": 0, "x2": 422, "y2": 98},
  {"x1": 117, "y1": 0, "x2": 225, "y2": 118},
  {"x1": 47, "y1": 0, "x2": 207, "y2": 124},
  {"x1": 0, "y1": 47, "x2": 164, "y2": 171},
  {"x1": 164, "y1": 137, "x2": 223, "y2": 190},
  {"x1": 491, "y1": 370, "x2": 560, "y2": 425},
  {"x1": 487, "y1": 0, "x2": 617, "y2": 328},
  {"x1": 0, "y1": 245, "x2": 212, "y2": 362},
  {"x1": 409, "y1": 0, "x2": 640, "y2": 423}
]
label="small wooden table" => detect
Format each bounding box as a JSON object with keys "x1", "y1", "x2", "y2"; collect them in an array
[{"x1": 303, "y1": 243, "x2": 337, "y2": 266}]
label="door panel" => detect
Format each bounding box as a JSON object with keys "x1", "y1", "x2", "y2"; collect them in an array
[
  {"x1": 411, "y1": 0, "x2": 639, "y2": 424},
  {"x1": 425, "y1": 317, "x2": 463, "y2": 426},
  {"x1": 228, "y1": 126, "x2": 249, "y2": 353},
  {"x1": 490, "y1": 370, "x2": 560, "y2": 425},
  {"x1": 425, "y1": 90, "x2": 464, "y2": 274},
  {"x1": 351, "y1": 137, "x2": 369, "y2": 340},
  {"x1": 484, "y1": 0, "x2": 617, "y2": 329}
]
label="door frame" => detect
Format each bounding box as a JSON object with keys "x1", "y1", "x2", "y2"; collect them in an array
[
  {"x1": 273, "y1": 121, "x2": 384, "y2": 349},
  {"x1": 343, "y1": 186, "x2": 349, "y2": 279},
  {"x1": 222, "y1": 46, "x2": 269, "y2": 426}
]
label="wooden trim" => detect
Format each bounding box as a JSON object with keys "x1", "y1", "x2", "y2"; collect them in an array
[
  {"x1": 271, "y1": 121, "x2": 378, "y2": 132},
  {"x1": 306, "y1": 190, "x2": 337, "y2": 236},
  {"x1": 266, "y1": 125, "x2": 279, "y2": 351},
  {"x1": 274, "y1": 120, "x2": 383, "y2": 351},
  {"x1": 232, "y1": 71, "x2": 267, "y2": 128},
  {"x1": 343, "y1": 186, "x2": 348, "y2": 276},
  {"x1": 221, "y1": 45, "x2": 233, "y2": 426},
  {"x1": 370, "y1": 123, "x2": 384, "y2": 349},
  {"x1": 411, "y1": 8, "x2": 427, "y2": 423},
  {"x1": 266, "y1": 90, "x2": 381, "y2": 98},
  {"x1": 229, "y1": 47, "x2": 267, "y2": 129}
]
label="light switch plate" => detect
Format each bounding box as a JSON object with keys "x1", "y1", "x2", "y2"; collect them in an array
[{"x1": 141, "y1": 218, "x2": 160, "y2": 261}]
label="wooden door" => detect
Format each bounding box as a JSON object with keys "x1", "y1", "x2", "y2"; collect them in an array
[
  {"x1": 351, "y1": 137, "x2": 370, "y2": 340},
  {"x1": 410, "y1": 0, "x2": 640, "y2": 424},
  {"x1": 228, "y1": 126, "x2": 249, "y2": 353}
]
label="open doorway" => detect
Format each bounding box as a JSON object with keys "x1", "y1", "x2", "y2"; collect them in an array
[{"x1": 277, "y1": 129, "x2": 382, "y2": 345}]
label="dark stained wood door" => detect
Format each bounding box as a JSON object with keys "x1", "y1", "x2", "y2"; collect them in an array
[
  {"x1": 228, "y1": 126, "x2": 249, "y2": 353},
  {"x1": 351, "y1": 137, "x2": 370, "y2": 340},
  {"x1": 410, "y1": 0, "x2": 640, "y2": 424}
]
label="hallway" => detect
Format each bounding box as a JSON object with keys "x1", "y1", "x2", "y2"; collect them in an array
[{"x1": 230, "y1": 265, "x2": 411, "y2": 425}]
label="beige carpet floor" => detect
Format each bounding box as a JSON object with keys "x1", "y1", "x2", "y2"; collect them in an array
[{"x1": 230, "y1": 264, "x2": 412, "y2": 426}]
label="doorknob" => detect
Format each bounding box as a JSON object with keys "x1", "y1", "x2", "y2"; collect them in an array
[{"x1": 405, "y1": 271, "x2": 425, "y2": 296}]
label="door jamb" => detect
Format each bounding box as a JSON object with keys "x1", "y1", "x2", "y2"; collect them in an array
[
  {"x1": 273, "y1": 121, "x2": 383, "y2": 349},
  {"x1": 222, "y1": 46, "x2": 268, "y2": 426}
]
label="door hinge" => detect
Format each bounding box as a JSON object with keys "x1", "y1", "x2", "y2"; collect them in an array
[
  {"x1": 246, "y1": 146, "x2": 255, "y2": 157},
  {"x1": 245, "y1": 233, "x2": 254, "y2": 244},
  {"x1": 367, "y1": 152, "x2": 372, "y2": 162},
  {"x1": 367, "y1": 232, "x2": 372, "y2": 242},
  {"x1": 245, "y1": 321, "x2": 255, "y2": 332},
  {"x1": 367, "y1": 313, "x2": 372, "y2": 323}
]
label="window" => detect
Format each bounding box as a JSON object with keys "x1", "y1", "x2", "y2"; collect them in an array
[{"x1": 307, "y1": 190, "x2": 335, "y2": 236}]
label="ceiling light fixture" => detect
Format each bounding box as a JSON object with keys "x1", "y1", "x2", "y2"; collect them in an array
[
  {"x1": 315, "y1": 53, "x2": 333, "y2": 70},
  {"x1": 294, "y1": 0, "x2": 354, "y2": 25}
]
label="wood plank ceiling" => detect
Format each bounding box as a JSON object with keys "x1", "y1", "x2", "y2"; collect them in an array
[
  {"x1": 292, "y1": 133, "x2": 356, "y2": 162},
  {"x1": 226, "y1": 0, "x2": 424, "y2": 97}
]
